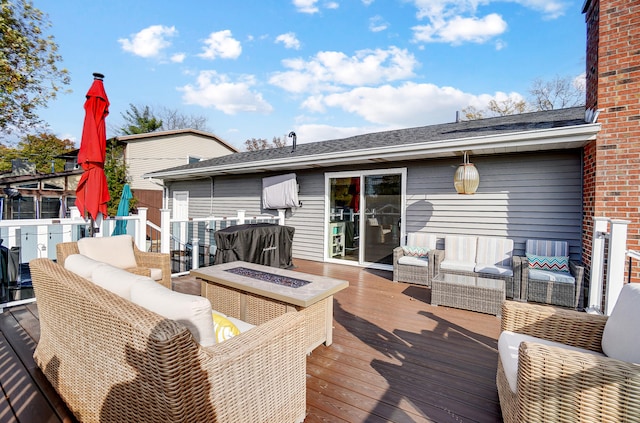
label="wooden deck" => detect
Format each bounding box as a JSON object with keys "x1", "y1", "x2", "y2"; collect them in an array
[{"x1": 0, "y1": 259, "x2": 503, "y2": 422}]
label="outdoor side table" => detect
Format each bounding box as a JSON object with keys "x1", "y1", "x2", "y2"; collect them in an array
[{"x1": 431, "y1": 272, "x2": 505, "y2": 317}]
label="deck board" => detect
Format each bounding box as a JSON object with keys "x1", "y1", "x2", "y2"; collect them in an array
[{"x1": 0, "y1": 259, "x2": 503, "y2": 422}]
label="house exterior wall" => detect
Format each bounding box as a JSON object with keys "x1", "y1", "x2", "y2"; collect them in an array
[
  {"x1": 126, "y1": 133, "x2": 235, "y2": 191},
  {"x1": 582, "y1": 0, "x2": 640, "y2": 281},
  {"x1": 167, "y1": 150, "x2": 583, "y2": 263}
]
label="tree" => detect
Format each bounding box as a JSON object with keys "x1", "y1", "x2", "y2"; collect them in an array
[
  {"x1": 156, "y1": 106, "x2": 211, "y2": 132},
  {"x1": 119, "y1": 104, "x2": 162, "y2": 135},
  {"x1": 528, "y1": 75, "x2": 585, "y2": 111},
  {"x1": 0, "y1": 132, "x2": 74, "y2": 172},
  {"x1": 0, "y1": 0, "x2": 70, "y2": 135},
  {"x1": 104, "y1": 138, "x2": 135, "y2": 216},
  {"x1": 244, "y1": 136, "x2": 288, "y2": 151},
  {"x1": 462, "y1": 74, "x2": 585, "y2": 120},
  {"x1": 17, "y1": 132, "x2": 75, "y2": 172}
]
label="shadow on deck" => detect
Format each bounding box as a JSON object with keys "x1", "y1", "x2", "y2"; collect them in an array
[{"x1": 0, "y1": 259, "x2": 502, "y2": 423}]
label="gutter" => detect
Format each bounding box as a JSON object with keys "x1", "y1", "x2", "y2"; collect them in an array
[{"x1": 146, "y1": 123, "x2": 600, "y2": 179}]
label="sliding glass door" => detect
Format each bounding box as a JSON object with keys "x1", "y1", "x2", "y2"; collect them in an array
[{"x1": 326, "y1": 169, "x2": 405, "y2": 268}]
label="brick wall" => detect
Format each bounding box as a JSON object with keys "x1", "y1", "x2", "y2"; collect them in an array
[{"x1": 582, "y1": 0, "x2": 640, "y2": 281}]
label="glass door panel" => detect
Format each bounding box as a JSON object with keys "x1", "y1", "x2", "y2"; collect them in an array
[
  {"x1": 328, "y1": 177, "x2": 360, "y2": 262},
  {"x1": 362, "y1": 174, "x2": 401, "y2": 265}
]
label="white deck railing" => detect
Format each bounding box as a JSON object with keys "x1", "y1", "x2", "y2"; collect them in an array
[{"x1": 0, "y1": 208, "x2": 284, "y2": 311}]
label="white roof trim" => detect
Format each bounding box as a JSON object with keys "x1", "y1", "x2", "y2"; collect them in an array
[{"x1": 146, "y1": 123, "x2": 600, "y2": 179}]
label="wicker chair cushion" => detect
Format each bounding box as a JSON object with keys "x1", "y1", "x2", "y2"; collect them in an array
[
  {"x1": 64, "y1": 253, "x2": 105, "y2": 280},
  {"x1": 406, "y1": 233, "x2": 438, "y2": 250},
  {"x1": 131, "y1": 279, "x2": 217, "y2": 347},
  {"x1": 498, "y1": 330, "x2": 605, "y2": 393},
  {"x1": 77, "y1": 234, "x2": 137, "y2": 269},
  {"x1": 528, "y1": 268, "x2": 575, "y2": 283},
  {"x1": 91, "y1": 263, "x2": 152, "y2": 299},
  {"x1": 149, "y1": 267, "x2": 163, "y2": 281},
  {"x1": 601, "y1": 283, "x2": 640, "y2": 363},
  {"x1": 397, "y1": 256, "x2": 429, "y2": 267}
]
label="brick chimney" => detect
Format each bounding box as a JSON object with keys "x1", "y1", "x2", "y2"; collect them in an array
[{"x1": 581, "y1": 0, "x2": 640, "y2": 280}]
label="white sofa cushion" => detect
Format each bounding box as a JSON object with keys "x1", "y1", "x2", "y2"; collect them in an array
[
  {"x1": 474, "y1": 264, "x2": 513, "y2": 277},
  {"x1": 77, "y1": 235, "x2": 137, "y2": 269},
  {"x1": 64, "y1": 254, "x2": 105, "y2": 281},
  {"x1": 498, "y1": 330, "x2": 604, "y2": 393},
  {"x1": 91, "y1": 264, "x2": 152, "y2": 300},
  {"x1": 397, "y1": 256, "x2": 429, "y2": 267},
  {"x1": 601, "y1": 283, "x2": 640, "y2": 363},
  {"x1": 130, "y1": 279, "x2": 217, "y2": 347},
  {"x1": 440, "y1": 260, "x2": 476, "y2": 273}
]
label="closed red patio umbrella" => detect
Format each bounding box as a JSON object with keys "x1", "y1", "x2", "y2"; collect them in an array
[{"x1": 75, "y1": 73, "x2": 110, "y2": 235}]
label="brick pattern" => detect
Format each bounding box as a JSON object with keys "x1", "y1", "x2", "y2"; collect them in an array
[{"x1": 582, "y1": 0, "x2": 640, "y2": 282}]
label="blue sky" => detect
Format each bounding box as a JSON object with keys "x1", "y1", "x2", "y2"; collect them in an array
[{"x1": 35, "y1": 0, "x2": 586, "y2": 151}]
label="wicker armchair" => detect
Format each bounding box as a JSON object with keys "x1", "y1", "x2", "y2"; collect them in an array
[
  {"x1": 520, "y1": 239, "x2": 585, "y2": 309},
  {"x1": 56, "y1": 236, "x2": 172, "y2": 289},
  {"x1": 497, "y1": 299, "x2": 640, "y2": 423},
  {"x1": 392, "y1": 233, "x2": 438, "y2": 286}
]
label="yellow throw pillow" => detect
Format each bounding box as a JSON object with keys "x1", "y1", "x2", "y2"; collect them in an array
[{"x1": 212, "y1": 312, "x2": 240, "y2": 342}]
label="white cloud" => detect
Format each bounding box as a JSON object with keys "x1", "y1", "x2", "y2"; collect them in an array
[
  {"x1": 511, "y1": 0, "x2": 567, "y2": 19},
  {"x1": 171, "y1": 53, "x2": 186, "y2": 63},
  {"x1": 179, "y1": 70, "x2": 273, "y2": 115},
  {"x1": 362, "y1": 0, "x2": 374, "y2": 5},
  {"x1": 295, "y1": 123, "x2": 382, "y2": 143},
  {"x1": 369, "y1": 16, "x2": 388, "y2": 32},
  {"x1": 299, "y1": 82, "x2": 527, "y2": 129},
  {"x1": 293, "y1": 0, "x2": 319, "y2": 13},
  {"x1": 276, "y1": 32, "x2": 301, "y2": 50},
  {"x1": 409, "y1": 0, "x2": 566, "y2": 45},
  {"x1": 413, "y1": 13, "x2": 507, "y2": 44},
  {"x1": 269, "y1": 46, "x2": 417, "y2": 93},
  {"x1": 198, "y1": 30, "x2": 242, "y2": 60},
  {"x1": 326, "y1": 2, "x2": 339, "y2": 9},
  {"x1": 119, "y1": 25, "x2": 177, "y2": 58}
]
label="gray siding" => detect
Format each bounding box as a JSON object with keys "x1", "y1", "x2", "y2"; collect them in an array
[
  {"x1": 405, "y1": 150, "x2": 582, "y2": 259},
  {"x1": 167, "y1": 149, "x2": 583, "y2": 263}
]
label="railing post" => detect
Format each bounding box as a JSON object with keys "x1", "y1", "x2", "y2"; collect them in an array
[
  {"x1": 277, "y1": 209, "x2": 286, "y2": 225},
  {"x1": 160, "y1": 209, "x2": 171, "y2": 254},
  {"x1": 587, "y1": 217, "x2": 609, "y2": 313},
  {"x1": 237, "y1": 210, "x2": 246, "y2": 224},
  {"x1": 605, "y1": 219, "x2": 630, "y2": 315},
  {"x1": 191, "y1": 237, "x2": 200, "y2": 270},
  {"x1": 136, "y1": 207, "x2": 148, "y2": 250}
]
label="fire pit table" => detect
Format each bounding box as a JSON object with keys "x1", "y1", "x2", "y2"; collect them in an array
[{"x1": 192, "y1": 261, "x2": 349, "y2": 353}]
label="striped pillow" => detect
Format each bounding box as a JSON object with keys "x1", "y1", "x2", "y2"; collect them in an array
[
  {"x1": 526, "y1": 254, "x2": 570, "y2": 273},
  {"x1": 402, "y1": 246, "x2": 429, "y2": 257}
]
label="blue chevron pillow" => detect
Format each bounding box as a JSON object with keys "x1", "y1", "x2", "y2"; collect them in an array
[{"x1": 526, "y1": 254, "x2": 570, "y2": 273}]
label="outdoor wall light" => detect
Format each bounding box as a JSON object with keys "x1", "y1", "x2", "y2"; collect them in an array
[{"x1": 454, "y1": 151, "x2": 479, "y2": 194}]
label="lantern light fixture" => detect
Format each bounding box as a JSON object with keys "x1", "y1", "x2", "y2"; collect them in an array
[{"x1": 454, "y1": 151, "x2": 479, "y2": 194}]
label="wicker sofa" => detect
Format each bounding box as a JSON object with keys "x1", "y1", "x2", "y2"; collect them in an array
[
  {"x1": 56, "y1": 235, "x2": 172, "y2": 289},
  {"x1": 30, "y1": 258, "x2": 307, "y2": 423},
  {"x1": 433, "y1": 235, "x2": 522, "y2": 300},
  {"x1": 497, "y1": 289, "x2": 640, "y2": 423}
]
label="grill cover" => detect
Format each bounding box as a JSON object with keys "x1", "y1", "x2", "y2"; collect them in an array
[{"x1": 213, "y1": 223, "x2": 295, "y2": 268}]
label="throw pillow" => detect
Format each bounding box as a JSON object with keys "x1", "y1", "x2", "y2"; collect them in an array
[
  {"x1": 526, "y1": 254, "x2": 570, "y2": 273},
  {"x1": 402, "y1": 246, "x2": 429, "y2": 257},
  {"x1": 213, "y1": 312, "x2": 240, "y2": 342}
]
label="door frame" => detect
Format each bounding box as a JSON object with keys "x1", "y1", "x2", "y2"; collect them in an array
[{"x1": 324, "y1": 168, "x2": 407, "y2": 270}]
